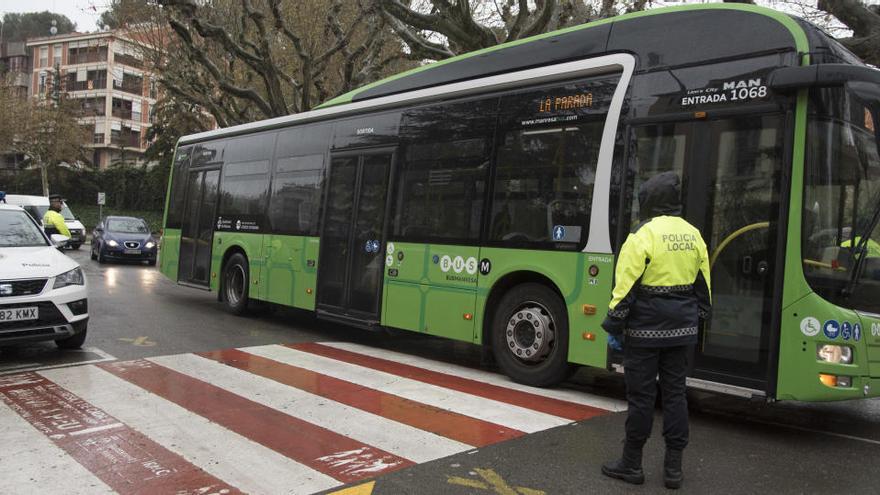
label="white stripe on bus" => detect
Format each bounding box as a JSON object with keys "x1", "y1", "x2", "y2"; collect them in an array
[
  {"x1": 242, "y1": 344, "x2": 571, "y2": 433},
  {"x1": 150, "y1": 353, "x2": 470, "y2": 463},
  {"x1": 40, "y1": 365, "x2": 340, "y2": 495}
]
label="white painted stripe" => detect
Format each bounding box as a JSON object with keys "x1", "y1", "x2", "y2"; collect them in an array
[
  {"x1": 324, "y1": 342, "x2": 627, "y2": 412},
  {"x1": 68, "y1": 422, "x2": 124, "y2": 436},
  {"x1": 149, "y1": 353, "x2": 471, "y2": 463},
  {"x1": 0, "y1": 347, "x2": 116, "y2": 376},
  {"x1": 40, "y1": 365, "x2": 340, "y2": 495},
  {"x1": 0, "y1": 400, "x2": 115, "y2": 495},
  {"x1": 243, "y1": 345, "x2": 570, "y2": 433}
]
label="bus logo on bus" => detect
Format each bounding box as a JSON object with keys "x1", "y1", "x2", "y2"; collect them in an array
[{"x1": 722, "y1": 79, "x2": 762, "y2": 90}]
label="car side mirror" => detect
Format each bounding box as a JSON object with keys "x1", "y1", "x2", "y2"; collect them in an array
[
  {"x1": 50, "y1": 234, "x2": 70, "y2": 249},
  {"x1": 95, "y1": 227, "x2": 104, "y2": 233}
]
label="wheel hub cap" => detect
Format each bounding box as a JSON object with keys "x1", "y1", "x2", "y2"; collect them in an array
[{"x1": 506, "y1": 305, "x2": 554, "y2": 362}]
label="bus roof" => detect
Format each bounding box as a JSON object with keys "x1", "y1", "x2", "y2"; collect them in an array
[{"x1": 178, "y1": 3, "x2": 838, "y2": 147}]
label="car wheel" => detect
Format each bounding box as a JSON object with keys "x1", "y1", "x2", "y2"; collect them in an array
[
  {"x1": 97, "y1": 246, "x2": 106, "y2": 264},
  {"x1": 491, "y1": 283, "x2": 575, "y2": 387},
  {"x1": 222, "y1": 252, "x2": 250, "y2": 316},
  {"x1": 148, "y1": 259, "x2": 157, "y2": 266},
  {"x1": 56, "y1": 323, "x2": 87, "y2": 349},
  {"x1": 70, "y1": 243, "x2": 81, "y2": 250},
  {"x1": 90, "y1": 245, "x2": 97, "y2": 260}
]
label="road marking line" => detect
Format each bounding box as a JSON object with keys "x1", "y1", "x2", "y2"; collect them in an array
[
  {"x1": 290, "y1": 342, "x2": 610, "y2": 422},
  {"x1": 99, "y1": 358, "x2": 414, "y2": 483},
  {"x1": 325, "y1": 341, "x2": 626, "y2": 412},
  {"x1": 67, "y1": 422, "x2": 124, "y2": 436},
  {"x1": 327, "y1": 481, "x2": 375, "y2": 495},
  {"x1": 0, "y1": 347, "x2": 116, "y2": 376},
  {"x1": 447, "y1": 468, "x2": 546, "y2": 495},
  {"x1": 156, "y1": 352, "x2": 468, "y2": 463},
  {"x1": 0, "y1": 372, "x2": 241, "y2": 495},
  {"x1": 200, "y1": 348, "x2": 524, "y2": 447},
  {"x1": 247, "y1": 344, "x2": 566, "y2": 433},
  {"x1": 118, "y1": 336, "x2": 156, "y2": 346},
  {"x1": 42, "y1": 364, "x2": 340, "y2": 495},
  {"x1": 0, "y1": 396, "x2": 115, "y2": 494}
]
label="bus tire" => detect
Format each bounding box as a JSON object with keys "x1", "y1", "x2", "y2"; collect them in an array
[
  {"x1": 491, "y1": 283, "x2": 574, "y2": 387},
  {"x1": 221, "y1": 252, "x2": 250, "y2": 316}
]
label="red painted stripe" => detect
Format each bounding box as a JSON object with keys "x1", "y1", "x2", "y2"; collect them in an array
[
  {"x1": 98, "y1": 359, "x2": 413, "y2": 483},
  {"x1": 0, "y1": 372, "x2": 241, "y2": 495},
  {"x1": 200, "y1": 348, "x2": 524, "y2": 447},
  {"x1": 289, "y1": 343, "x2": 608, "y2": 421}
]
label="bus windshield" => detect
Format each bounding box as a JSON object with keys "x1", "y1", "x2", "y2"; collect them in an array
[{"x1": 803, "y1": 88, "x2": 880, "y2": 314}]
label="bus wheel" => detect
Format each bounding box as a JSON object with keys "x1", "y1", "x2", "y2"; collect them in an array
[
  {"x1": 222, "y1": 253, "x2": 250, "y2": 316},
  {"x1": 491, "y1": 283, "x2": 574, "y2": 387}
]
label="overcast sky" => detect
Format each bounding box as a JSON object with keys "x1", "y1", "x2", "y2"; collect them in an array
[{"x1": 1, "y1": 0, "x2": 109, "y2": 34}]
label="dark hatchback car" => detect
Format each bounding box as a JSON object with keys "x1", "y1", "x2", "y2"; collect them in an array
[{"x1": 91, "y1": 216, "x2": 158, "y2": 265}]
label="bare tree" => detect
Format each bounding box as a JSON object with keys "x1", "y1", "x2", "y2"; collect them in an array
[
  {"x1": 10, "y1": 91, "x2": 88, "y2": 196},
  {"x1": 112, "y1": 0, "x2": 414, "y2": 128},
  {"x1": 816, "y1": 0, "x2": 880, "y2": 65}
]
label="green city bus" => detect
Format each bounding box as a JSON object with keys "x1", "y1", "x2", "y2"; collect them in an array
[{"x1": 160, "y1": 4, "x2": 880, "y2": 402}]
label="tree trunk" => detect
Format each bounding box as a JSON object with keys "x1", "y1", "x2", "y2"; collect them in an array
[{"x1": 40, "y1": 164, "x2": 49, "y2": 197}]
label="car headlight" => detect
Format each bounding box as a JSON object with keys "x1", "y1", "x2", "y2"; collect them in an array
[
  {"x1": 53, "y1": 267, "x2": 85, "y2": 289},
  {"x1": 107, "y1": 240, "x2": 119, "y2": 247},
  {"x1": 145, "y1": 241, "x2": 155, "y2": 249},
  {"x1": 817, "y1": 344, "x2": 853, "y2": 365}
]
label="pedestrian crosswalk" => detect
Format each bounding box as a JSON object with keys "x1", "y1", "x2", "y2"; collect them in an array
[{"x1": 0, "y1": 342, "x2": 626, "y2": 494}]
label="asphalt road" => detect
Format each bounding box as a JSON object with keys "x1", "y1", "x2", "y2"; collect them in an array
[{"x1": 2, "y1": 246, "x2": 879, "y2": 494}]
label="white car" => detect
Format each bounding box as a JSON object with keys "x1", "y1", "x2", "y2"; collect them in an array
[
  {"x1": 3, "y1": 194, "x2": 87, "y2": 250},
  {"x1": 0, "y1": 204, "x2": 89, "y2": 348}
]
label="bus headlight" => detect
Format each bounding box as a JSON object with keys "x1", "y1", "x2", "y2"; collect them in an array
[{"x1": 817, "y1": 344, "x2": 853, "y2": 364}]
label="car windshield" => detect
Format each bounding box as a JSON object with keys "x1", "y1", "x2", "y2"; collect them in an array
[
  {"x1": 0, "y1": 210, "x2": 49, "y2": 247},
  {"x1": 108, "y1": 218, "x2": 149, "y2": 233},
  {"x1": 60, "y1": 206, "x2": 76, "y2": 221},
  {"x1": 21, "y1": 205, "x2": 74, "y2": 222}
]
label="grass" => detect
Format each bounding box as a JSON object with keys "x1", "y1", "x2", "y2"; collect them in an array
[{"x1": 68, "y1": 204, "x2": 164, "y2": 233}]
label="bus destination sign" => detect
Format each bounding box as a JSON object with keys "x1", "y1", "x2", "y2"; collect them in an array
[{"x1": 538, "y1": 92, "x2": 594, "y2": 113}]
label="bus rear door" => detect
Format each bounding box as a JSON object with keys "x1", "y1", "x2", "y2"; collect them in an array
[{"x1": 316, "y1": 150, "x2": 395, "y2": 324}]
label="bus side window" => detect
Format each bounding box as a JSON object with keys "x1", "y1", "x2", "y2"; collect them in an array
[
  {"x1": 626, "y1": 124, "x2": 690, "y2": 231},
  {"x1": 393, "y1": 98, "x2": 498, "y2": 243}
]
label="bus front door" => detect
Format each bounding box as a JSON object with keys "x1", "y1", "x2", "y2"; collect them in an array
[
  {"x1": 316, "y1": 150, "x2": 393, "y2": 323},
  {"x1": 627, "y1": 114, "x2": 784, "y2": 394},
  {"x1": 178, "y1": 168, "x2": 220, "y2": 286}
]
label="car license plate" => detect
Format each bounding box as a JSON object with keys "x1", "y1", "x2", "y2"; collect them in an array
[
  {"x1": 124, "y1": 249, "x2": 141, "y2": 255},
  {"x1": 0, "y1": 307, "x2": 39, "y2": 322}
]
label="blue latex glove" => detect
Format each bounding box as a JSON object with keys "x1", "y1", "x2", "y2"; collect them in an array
[{"x1": 607, "y1": 334, "x2": 624, "y2": 351}]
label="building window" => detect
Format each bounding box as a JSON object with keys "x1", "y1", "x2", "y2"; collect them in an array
[
  {"x1": 53, "y1": 44, "x2": 62, "y2": 65},
  {"x1": 39, "y1": 46, "x2": 48, "y2": 67},
  {"x1": 38, "y1": 72, "x2": 47, "y2": 94}
]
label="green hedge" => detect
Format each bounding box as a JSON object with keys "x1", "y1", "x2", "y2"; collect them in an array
[
  {"x1": 2, "y1": 163, "x2": 170, "y2": 212},
  {"x1": 1, "y1": 164, "x2": 168, "y2": 232},
  {"x1": 69, "y1": 205, "x2": 164, "y2": 233}
]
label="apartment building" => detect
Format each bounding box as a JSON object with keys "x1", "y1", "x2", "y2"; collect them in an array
[{"x1": 27, "y1": 30, "x2": 157, "y2": 169}]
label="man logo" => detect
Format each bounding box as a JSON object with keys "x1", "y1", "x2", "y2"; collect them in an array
[{"x1": 0, "y1": 284, "x2": 12, "y2": 296}]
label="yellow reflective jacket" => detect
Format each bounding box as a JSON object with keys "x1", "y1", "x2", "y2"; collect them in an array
[
  {"x1": 602, "y1": 215, "x2": 711, "y2": 347},
  {"x1": 43, "y1": 209, "x2": 71, "y2": 237}
]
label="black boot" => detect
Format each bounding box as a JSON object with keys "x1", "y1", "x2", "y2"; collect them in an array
[
  {"x1": 601, "y1": 443, "x2": 645, "y2": 485},
  {"x1": 664, "y1": 449, "x2": 683, "y2": 489}
]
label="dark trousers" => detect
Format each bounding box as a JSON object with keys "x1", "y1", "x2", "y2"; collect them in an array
[{"x1": 623, "y1": 345, "x2": 691, "y2": 451}]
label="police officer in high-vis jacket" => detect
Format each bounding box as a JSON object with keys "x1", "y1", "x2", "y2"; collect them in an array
[{"x1": 600, "y1": 171, "x2": 711, "y2": 490}]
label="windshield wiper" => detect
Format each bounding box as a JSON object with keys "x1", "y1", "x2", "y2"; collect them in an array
[{"x1": 842, "y1": 199, "x2": 880, "y2": 297}]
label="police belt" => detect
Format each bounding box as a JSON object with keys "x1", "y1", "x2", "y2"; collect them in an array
[{"x1": 637, "y1": 284, "x2": 694, "y2": 295}]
